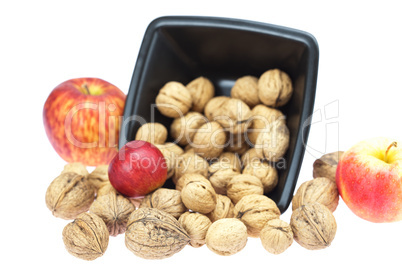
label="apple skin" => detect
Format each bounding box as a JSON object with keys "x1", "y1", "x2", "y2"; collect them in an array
[
  {"x1": 43, "y1": 78, "x2": 125, "y2": 166},
  {"x1": 108, "y1": 140, "x2": 168, "y2": 198},
  {"x1": 336, "y1": 137, "x2": 402, "y2": 223}
]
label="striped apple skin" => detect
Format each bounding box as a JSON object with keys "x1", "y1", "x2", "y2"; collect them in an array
[
  {"x1": 43, "y1": 78, "x2": 126, "y2": 166},
  {"x1": 336, "y1": 138, "x2": 402, "y2": 223}
]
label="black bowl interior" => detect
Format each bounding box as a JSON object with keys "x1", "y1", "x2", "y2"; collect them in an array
[{"x1": 120, "y1": 16, "x2": 319, "y2": 213}]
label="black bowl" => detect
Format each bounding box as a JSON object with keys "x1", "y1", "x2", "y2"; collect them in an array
[{"x1": 119, "y1": 16, "x2": 319, "y2": 213}]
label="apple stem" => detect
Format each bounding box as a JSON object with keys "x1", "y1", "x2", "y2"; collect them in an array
[
  {"x1": 384, "y1": 142, "x2": 397, "y2": 163},
  {"x1": 83, "y1": 83, "x2": 90, "y2": 95}
]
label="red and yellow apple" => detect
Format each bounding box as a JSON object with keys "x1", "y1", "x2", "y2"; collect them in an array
[
  {"x1": 108, "y1": 140, "x2": 168, "y2": 198},
  {"x1": 336, "y1": 137, "x2": 402, "y2": 222},
  {"x1": 43, "y1": 78, "x2": 126, "y2": 166}
]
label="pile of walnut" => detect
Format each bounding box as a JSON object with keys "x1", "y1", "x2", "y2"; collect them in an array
[{"x1": 45, "y1": 69, "x2": 344, "y2": 260}]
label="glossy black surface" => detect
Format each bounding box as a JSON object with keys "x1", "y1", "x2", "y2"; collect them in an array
[{"x1": 120, "y1": 16, "x2": 319, "y2": 213}]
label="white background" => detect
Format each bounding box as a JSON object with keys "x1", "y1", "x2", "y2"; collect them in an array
[{"x1": 1, "y1": 0, "x2": 401, "y2": 267}]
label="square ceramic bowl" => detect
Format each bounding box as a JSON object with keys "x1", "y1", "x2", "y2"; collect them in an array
[{"x1": 119, "y1": 16, "x2": 319, "y2": 213}]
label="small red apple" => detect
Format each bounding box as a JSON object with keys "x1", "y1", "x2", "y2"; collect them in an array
[
  {"x1": 108, "y1": 140, "x2": 168, "y2": 198},
  {"x1": 336, "y1": 137, "x2": 402, "y2": 223},
  {"x1": 43, "y1": 78, "x2": 125, "y2": 166}
]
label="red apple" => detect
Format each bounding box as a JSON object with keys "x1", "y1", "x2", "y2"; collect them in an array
[
  {"x1": 108, "y1": 140, "x2": 168, "y2": 198},
  {"x1": 336, "y1": 137, "x2": 402, "y2": 222},
  {"x1": 43, "y1": 78, "x2": 125, "y2": 166}
]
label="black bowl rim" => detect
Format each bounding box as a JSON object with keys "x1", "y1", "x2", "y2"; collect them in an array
[{"x1": 120, "y1": 15, "x2": 319, "y2": 213}]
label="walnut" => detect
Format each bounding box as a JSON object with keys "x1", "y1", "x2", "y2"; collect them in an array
[
  {"x1": 247, "y1": 104, "x2": 286, "y2": 145},
  {"x1": 170, "y1": 111, "x2": 207, "y2": 146},
  {"x1": 255, "y1": 120, "x2": 289, "y2": 162},
  {"x1": 180, "y1": 174, "x2": 217, "y2": 214},
  {"x1": 62, "y1": 212, "x2": 109, "y2": 261},
  {"x1": 208, "y1": 163, "x2": 240, "y2": 195},
  {"x1": 258, "y1": 69, "x2": 293, "y2": 107},
  {"x1": 97, "y1": 182, "x2": 117, "y2": 196},
  {"x1": 62, "y1": 162, "x2": 89, "y2": 177},
  {"x1": 206, "y1": 194, "x2": 235, "y2": 222},
  {"x1": 90, "y1": 191, "x2": 135, "y2": 236},
  {"x1": 174, "y1": 173, "x2": 189, "y2": 191},
  {"x1": 178, "y1": 212, "x2": 212, "y2": 248},
  {"x1": 231, "y1": 76, "x2": 260, "y2": 108},
  {"x1": 290, "y1": 202, "x2": 337, "y2": 250},
  {"x1": 217, "y1": 152, "x2": 242, "y2": 172},
  {"x1": 241, "y1": 148, "x2": 261, "y2": 167},
  {"x1": 225, "y1": 132, "x2": 250, "y2": 155},
  {"x1": 234, "y1": 194, "x2": 280, "y2": 237},
  {"x1": 184, "y1": 143, "x2": 194, "y2": 153},
  {"x1": 173, "y1": 151, "x2": 209, "y2": 184},
  {"x1": 87, "y1": 165, "x2": 109, "y2": 191},
  {"x1": 226, "y1": 174, "x2": 264, "y2": 204},
  {"x1": 155, "y1": 81, "x2": 193, "y2": 118},
  {"x1": 313, "y1": 151, "x2": 344, "y2": 181},
  {"x1": 243, "y1": 161, "x2": 278, "y2": 193},
  {"x1": 135, "y1": 122, "x2": 168, "y2": 144},
  {"x1": 204, "y1": 97, "x2": 251, "y2": 134},
  {"x1": 192, "y1": 121, "x2": 227, "y2": 159},
  {"x1": 260, "y1": 219, "x2": 293, "y2": 255},
  {"x1": 45, "y1": 172, "x2": 95, "y2": 220},
  {"x1": 292, "y1": 177, "x2": 339, "y2": 212},
  {"x1": 205, "y1": 218, "x2": 248, "y2": 256},
  {"x1": 174, "y1": 173, "x2": 203, "y2": 191},
  {"x1": 125, "y1": 208, "x2": 190, "y2": 259},
  {"x1": 155, "y1": 142, "x2": 184, "y2": 179},
  {"x1": 186, "y1": 76, "x2": 215, "y2": 113},
  {"x1": 139, "y1": 188, "x2": 187, "y2": 218}
]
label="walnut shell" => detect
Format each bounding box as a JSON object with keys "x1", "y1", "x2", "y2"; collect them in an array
[
  {"x1": 62, "y1": 212, "x2": 109, "y2": 261},
  {"x1": 292, "y1": 177, "x2": 339, "y2": 212},
  {"x1": 181, "y1": 175, "x2": 217, "y2": 214},
  {"x1": 205, "y1": 218, "x2": 248, "y2": 256},
  {"x1": 174, "y1": 173, "x2": 191, "y2": 191},
  {"x1": 170, "y1": 111, "x2": 207, "y2": 146},
  {"x1": 217, "y1": 152, "x2": 242, "y2": 172},
  {"x1": 260, "y1": 219, "x2": 293, "y2": 255},
  {"x1": 226, "y1": 174, "x2": 264, "y2": 204},
  {"x1": 241, "y1": 148, "x2": 261, "y2": 167},
  {"x1": 206, "y1": 194, "x2": 235, "y2": 222},
  {"x1": 155, "y1": 81, "x2": 192, "y2": 118},
  {"x1": 87, "y1": 165, "x2": 109, "y2": 191},
  {"x1": 192, "y1": 121, "x2": 227, "y2": 159},
  {"x1": 243, "y1": 161, "x2": 278, "y2": 193},
  {"x1": 186, "y1": 76, "x2": 215, "y2": 113},
  {"x1": 208, "y1": 163, "x2": 240, "y2": 195},
  {"x1": 61, "y1": 162, "x2": 89, "y2": 177},
  {"x1": 313, "y1": 151, "x2": 344, "y2": 181},
  {"x1": 178, "y1": 212, "x2": 212, "y2": 248},
  {"x1": 290, "y1": 202, "x2": 337, "y2": 250},
  {"x1": 247, "y1": 104, "x2": 286, "y2": 145},
  {"x1": 231, "y1": 76, "x2": 260, "y2": 108},
  {"x1": 255, "y1": 121, "x2": 289, "y2": 162},
  {"x1": 204, "y1": 97, "x2": 251, "y2": 134},
  {"x1": 97, "y1": 182, "x2": 117, "y2": 196},
  {"x1": 258, "y1": 69, "x2": 293, "y2": 107},
  {"x1": 173, "y1": 151, "x2": 209, "y2": 184},
  {"x1": 139, "y1": 188, "x2": 187, "y2": 218},
  {"x1": 125, "y1": 208, "x2": 190, "y2": 259},
  {"x1": 45, "y1": 172, "x2": 95, "y2": 220},
  {"x1": 90, "y1": 191, "x2": 135, "y2": 236},
  {"x1": 225, "y1": 132, "x2": 251, "y2": 155},
  {"x1": 155, "y1": 142, "x2": 184, "y2": 179},
  {"x1": 184, "y1": 144, "x2": 194, "y2": 153},
  {"x1": 135, "y1": 122, "x2": 168, "y2": 144},
  {"x1": 234, "y1": 194, "x2": 280, "y2": 237}
]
